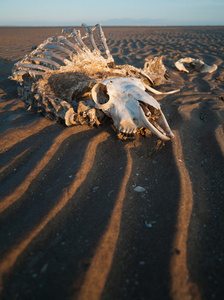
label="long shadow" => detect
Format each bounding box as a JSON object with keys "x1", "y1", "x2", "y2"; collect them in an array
[
  {"x1": 100, "y1": 140, "x2": 180, "y2": 300},
  {"x1": 181, "y1": 99, "x2": 224, "y2": 300},
  {"x1": 0, "y1": 57, "x2": 43, "y2": 132},
  {"x1": 0, "y1": 127, "x2": 98, "y2": 253},
  {"x1": 1, "y1": 129, "x2": 129, "y2": 300},
  {"x1": 0, "y1": 120, "x2": 62, "y2": 165}
]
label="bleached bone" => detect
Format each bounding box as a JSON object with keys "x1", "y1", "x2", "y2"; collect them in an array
[
  {"x1": 96, "y1": 23, "x2": 114, "y2": 63},
  {"x1": 27, "y1": 57, "x2": 61, "y2": 68},
  {"x1": 64, "y1": 29, "x2": 89, "y2": 52},
  {"x1": 82, "y1": 24, "x2": 101, "y2": 54},
  {"x1": 16, "y1": 62, "x2": 52, "y2": 72},
  {"x1": 144, "y1": 83, "x2": 179, "y2": 95},
  {"x1": 41, "y1": 51, "x2": 66, "y2": 63},
  {"x1": 144, "y1": 56, "x2": 167, "y2": 84},
  {"x1": 57, "y1": 36, "x2": 83, "y2": 54},
  {"x1": 175, "y1": 57, "x2": 217, "y2": 73},
  {"x1": 10, "y1": 23, "x2": 178, "y2": 140},
  {"x1": 92, "y1": 77, "x2": 174, "y2": 141},
  {"x1": 200, "y1": 64, "x2": 218, "y2": 73},
  {"x1": 44, "y1": 43, "x2": 73, "y2": 56}
]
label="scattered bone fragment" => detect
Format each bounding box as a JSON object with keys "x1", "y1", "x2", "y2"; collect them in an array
[
  {"x1": 144, "y1": 56, "x2": 167, "y2": 84},
  {"x1": 175, "y1": 57, "x2": 217, "y2": 73}
]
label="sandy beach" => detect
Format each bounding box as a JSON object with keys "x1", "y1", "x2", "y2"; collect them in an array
[{"x1": 0, "y1": 26, "x2": 224, "y2": 300}]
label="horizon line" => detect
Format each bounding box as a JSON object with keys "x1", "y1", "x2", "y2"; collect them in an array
[{"x1": 1, "y1": 24, "x2": 224, "y2": 27}]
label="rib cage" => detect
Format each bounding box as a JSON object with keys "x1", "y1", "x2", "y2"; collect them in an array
[
  {"x1": 11, "y1": 24, "x2": 115, "y2": 83},
  {"x1": 11, "y1": 23, "x2": 158, "y2": 86}
]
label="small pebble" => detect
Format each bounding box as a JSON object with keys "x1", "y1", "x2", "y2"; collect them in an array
[{"x1": 134, "y1": 186, "x2": 146, "y2": 192}]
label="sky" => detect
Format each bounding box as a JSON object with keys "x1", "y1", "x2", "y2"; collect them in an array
[{"x1": 0, "y1": 0, "x2": 223, "y2": 26}]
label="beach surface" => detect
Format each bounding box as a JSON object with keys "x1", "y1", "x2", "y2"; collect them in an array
[{"x1": 0, "y1": 26, "x2": 224, "y2": 300}]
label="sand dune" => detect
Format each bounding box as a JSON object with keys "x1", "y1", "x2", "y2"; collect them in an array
[{"x1": 0, "y1": 26, "x2": 224, "y2": 300}]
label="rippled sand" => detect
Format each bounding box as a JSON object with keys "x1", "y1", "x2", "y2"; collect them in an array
[{"x1": 0, "y1": 26, "x2": 224, "y2": 300}]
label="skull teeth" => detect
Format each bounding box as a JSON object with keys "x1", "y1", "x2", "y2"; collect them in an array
[{"x1": 118, "y1": 127, "x2": 136, "y2": 135}]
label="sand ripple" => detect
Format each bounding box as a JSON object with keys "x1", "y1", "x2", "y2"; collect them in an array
[{"x1": 0, "y1": 26, "x2": 224, "y2": 300}]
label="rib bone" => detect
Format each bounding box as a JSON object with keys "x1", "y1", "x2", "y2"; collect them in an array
[{"x1": 82, "y1": 24, "x2": 100, "y2": 54}]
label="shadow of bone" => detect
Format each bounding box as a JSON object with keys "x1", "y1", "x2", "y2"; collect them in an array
[
  {"x1": 0, "y1": 122, "x2": 62, "y2": 174},
  {"x1": 99, "y1": 140, "x2": 180, "y2": 300},
  {"x1": 0, "y1": 78, "x2": 46, "y2": 131},
  {"x1": 1, "y1": 133, "x2": 129, "y2": 300},
  {"x1": 0, "y1": 58, "x2": 52, "y2": 133},
  {"x1": 163, "y1": 92, "x2": 224, "y2": 300},
  {"x1": 183, "y1": 103, "x2": 224, "y2": 300},
  {"x1": 0, "y1": 58, "x2": 22, "y2": 111},
  {"x1": 0, "y1": 127, "x2": 98, "y2": 252},
  {"x1": 0, "y1": 58, "x2": 18, "y2": 93}
]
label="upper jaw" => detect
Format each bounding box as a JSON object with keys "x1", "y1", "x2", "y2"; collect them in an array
[{"x1": 137, "y1": 101, "x2": 174, "y2": 141}]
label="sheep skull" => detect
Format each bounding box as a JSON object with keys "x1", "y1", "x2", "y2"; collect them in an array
[{"x1": 92, "y1": 77, "x2": 174, "y2": 141}]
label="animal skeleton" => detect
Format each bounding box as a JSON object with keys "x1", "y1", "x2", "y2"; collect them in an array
[{"x1": 11, "y1": 23, "x2": 178, "y2": 140}]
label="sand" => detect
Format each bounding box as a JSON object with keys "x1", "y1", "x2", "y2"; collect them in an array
[{"x1": 0, "y1": 26, "x2": 224, "y2": 300}]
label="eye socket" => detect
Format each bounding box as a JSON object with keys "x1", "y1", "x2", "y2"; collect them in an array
[
  {"x1": 92, "y1": 83, "x2": 110, "y2": 106},
  {"x1": 98, "y1": 84, "x2": 109, "y2": 104}
]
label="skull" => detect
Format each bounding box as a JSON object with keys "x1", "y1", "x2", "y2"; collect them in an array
[{"x1": 92, "y1": 77, "x2": 174, "y2": 141}]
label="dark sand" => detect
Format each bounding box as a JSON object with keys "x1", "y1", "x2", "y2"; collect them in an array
[{"x1": 0, "y1": 26, "x2": 224, "y2": 300}]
